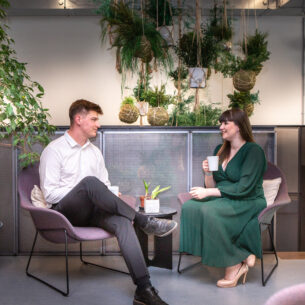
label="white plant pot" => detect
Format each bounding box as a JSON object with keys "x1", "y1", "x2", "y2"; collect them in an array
[
  {"x1": 189, "y1": 67, "x2": 207, "y2": 88},
  {"x1": 144, "y1": 198, "x2": 160, "y2": 213}
]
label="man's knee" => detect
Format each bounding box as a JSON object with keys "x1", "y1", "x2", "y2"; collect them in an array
[{"x1": 80, "y1": 176, "x2": 107, "y2": 190}]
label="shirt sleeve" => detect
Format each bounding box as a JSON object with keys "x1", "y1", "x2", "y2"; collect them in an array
[
  {"x1": 39, "y1": 146, "x2": 72, "y2": 204},
  {"x1": 217, "y1": 144, "x2": 267, "y2": 199},
  {"x1": 95, "y1": 148, "x2": 111, "y2": 187}
]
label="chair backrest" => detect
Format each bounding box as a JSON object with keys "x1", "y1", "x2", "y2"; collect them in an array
[
  {"x1": 259, "y1": 162, "x2": 291, "y2": 226},
  {"x1": 265, "y1": 283, "x2": 305, "y2": 305}
]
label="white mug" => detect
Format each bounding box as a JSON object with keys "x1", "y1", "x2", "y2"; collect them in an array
[
  {"x1": 108, "y1": 185, "x2": 119, "y2": 196},
  {"x1": 207, "y1": 156, "x2": 219, "y2": 171}
]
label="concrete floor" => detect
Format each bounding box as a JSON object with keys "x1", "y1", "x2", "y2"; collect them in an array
[{"x1": 0, "y1": 255, "x2": 304, "y2": 305}]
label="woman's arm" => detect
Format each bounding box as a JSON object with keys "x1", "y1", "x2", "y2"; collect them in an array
[{"x1": 190, "y1": 187, "x2": 221, "y2": 200}]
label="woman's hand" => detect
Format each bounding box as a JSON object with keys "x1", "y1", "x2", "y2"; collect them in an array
[
  {"x1": 202, "y1": 159, "x2": 212, "y2": 175},
  {"x1": 190, "y1": 187, "x2": 208, "y2": 200}
]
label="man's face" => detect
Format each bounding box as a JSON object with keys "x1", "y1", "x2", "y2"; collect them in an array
[{"x1": 78, "y1": 110, "x2": 100, "y2": 139}]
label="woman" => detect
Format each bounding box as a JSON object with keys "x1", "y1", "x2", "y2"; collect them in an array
[{"x1": 180, "y1": 108, "x2": 267, "y2": 288}]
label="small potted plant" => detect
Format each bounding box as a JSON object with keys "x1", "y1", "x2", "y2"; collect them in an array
[
  {"x1": 119, "y1": 96, "x2": 140, "y2": 124},
  {"x1": 139, "y1": 180, "x2": 151, "y2": 210},
  {"x1": 144, "y1": 183, "x2": 171, "y2": 213}
]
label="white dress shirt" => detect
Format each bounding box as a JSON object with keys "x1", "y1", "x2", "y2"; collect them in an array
[{"x1": 39, "y1": 131, "x2": 111, "y2": 204}]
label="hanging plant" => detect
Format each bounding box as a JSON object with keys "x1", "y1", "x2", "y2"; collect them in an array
[
  {"x1": 0, "y1": 0, "x2": 55, "y2": 168},
  {"x1": 119, "y1": 96, "x2": 139, "y2": 124},
  {"x1": 215, "y1": 30, "x2": 270, "y2": 77},
  {"x1": 96, "y1": 0, "x2": 172, "y2": 76},
  {"x1": 144, "y1": 84, "x2": 173, "y2": 126},
  {"x1": 233, "y1": 69, "x2": 256, "y2": 92},
  {"x1": 227, "y1": 90, "x2": 260, "y2": 117},
  {"x1": 169, "y1": 66, "x2": 189, "y2": 89}
]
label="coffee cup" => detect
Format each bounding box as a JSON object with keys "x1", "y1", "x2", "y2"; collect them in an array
[
  {"x1": 108, "y1": 185, "x2": 119, "y2": 196},
  {"x1": 207, "y1": 156, "x2": 219, "y2": 171}
]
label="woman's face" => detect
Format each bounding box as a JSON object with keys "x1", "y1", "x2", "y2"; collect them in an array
[{"x1": 219, "y1": 120, "x2": 240, "y2": 141}]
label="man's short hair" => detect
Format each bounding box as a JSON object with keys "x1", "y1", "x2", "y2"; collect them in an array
[{"x1": 69, "y1": 99, "x2": 103, "y2": 125}]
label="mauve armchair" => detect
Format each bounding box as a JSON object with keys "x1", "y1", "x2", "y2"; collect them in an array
[
  {"x1": 18, "y1": 162, "x2": 136, "y2": 296},
  {"x1": 265, "y1": 283, "x2": 305, "y2": 305},
  {"x1": 177, "y1": 162, "x2": 291, "y2": 286}
]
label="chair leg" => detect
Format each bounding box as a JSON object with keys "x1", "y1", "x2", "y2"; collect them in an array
[
  {"x1": 79, "y1": 242, "x2": 129, "y2": 275},
  {"x1": 177, "y1": 252, "x2": 201, "y2": 274},
  {"x1": 260, "y1": 223, "x2": 279, "y2": 286},
  {"x1": 26, "y1": 229, "x2": 70, "y2": 296}
]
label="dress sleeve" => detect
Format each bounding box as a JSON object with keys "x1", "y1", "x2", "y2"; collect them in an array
[{"x1": 217, "y1": 144, "x2": 266, "y2": 199}]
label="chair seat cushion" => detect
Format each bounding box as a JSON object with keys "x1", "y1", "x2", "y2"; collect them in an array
[
  {"x1": 263, "y1": 177, "x2": 282, "y2": 206},
  {"x1": 73, "y1": 226, "x2": 114, "y2": 241}
]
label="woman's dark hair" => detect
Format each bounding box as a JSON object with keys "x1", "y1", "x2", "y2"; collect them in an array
[
  {"x1": 217, "y1": 108, "x2": 254, "y2": 163},
  {"x1": 69, "y1": 99, "x2": 103, "y2": 125}
]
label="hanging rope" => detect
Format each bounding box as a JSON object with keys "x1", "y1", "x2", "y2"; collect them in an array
[{"x1": 156, "y1": 0, "x2": 159, "y2": 28}]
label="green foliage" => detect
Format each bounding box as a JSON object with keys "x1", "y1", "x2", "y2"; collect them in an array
[
  {"x1": 151, "y1": 185, "x2": 171, "y2": 199},
  {"x1": 176, "y1": 29, "x2": 218, "y2": 68},
  {"x1": 143, "y1": 179, "x2": 151, "y2": 196},
  {"x1": 146, "y1": 0, "x2": 176, "y2": 26},
  {"x1": 215, "y1": 30, "x2": 270, "y2": 77},
  {"x1": 0, "y1": 0, "x2": 55, "y2": 167},
  {"x1": 144, "y1": 84, "x2": 174, "y2": 108},
  {"x1": 169, "y1": 66, "x2": 188, "y2": 81},
  {"x1": 227, "y1": 90, "x2": 260, "y2": 109},
  {"x1": 121, "y1": 96, "x2": 135, "y2": 106},
  {"x1": 133, "y1": 72, "x2": 151, "y2": 102},
  {"x1": 170, "y1": 98, "x2": 222, "y2": 126},
  {"x1": 96, "y1": 0, "x2": 172, "y2": 75},
  {"x1": 207, "y1": 4, "x2": 233, "y2": 42}
]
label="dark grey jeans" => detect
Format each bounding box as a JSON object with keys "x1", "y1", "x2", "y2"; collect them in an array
[{"x1": 52, "y1": 176, "x2": 149, "y2": 284}]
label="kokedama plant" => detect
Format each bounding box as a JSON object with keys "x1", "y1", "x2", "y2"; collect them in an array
[
  {"x1": 0, "y1": 0, "x2": 55, "y2": 167},
  {"x1": 227, "y1": 90, "x2": 260, "y2": 117},
  {"x1": 119, "y1": 96, "x2": 139, "y2": 124}
]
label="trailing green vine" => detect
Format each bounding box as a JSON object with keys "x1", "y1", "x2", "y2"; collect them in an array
[{"x1": 0, "y1": 0, "x2": 55, "y2": 167}]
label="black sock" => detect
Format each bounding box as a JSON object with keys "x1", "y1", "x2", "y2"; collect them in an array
[
  {"x1": 134, "y1": 212, "x2": 148, "y2": 228},
  {"x1": 136, "y1": 276, "x2": 152, "y2": 291}
]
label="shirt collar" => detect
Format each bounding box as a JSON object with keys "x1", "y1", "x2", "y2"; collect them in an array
[{"x1": 64, "y1": 131, "x2": 90, "y2": 148}]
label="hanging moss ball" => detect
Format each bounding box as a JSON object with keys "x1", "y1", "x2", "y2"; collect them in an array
[
  {"x1": 147, "y1": 107, "x2": 169, "y2": 126},
  {"x1": 119, "y1": 104, "x2": 139, "y2": 124},
  {"x1": 134, "y1": 35, "x2": 153, "y2": 63},
  {"x1": 244, "y1": 103, "x2": 254, "y2": 117},
  {"x1": 233, "y1": 70, "x2": 256, "y2": 92}
]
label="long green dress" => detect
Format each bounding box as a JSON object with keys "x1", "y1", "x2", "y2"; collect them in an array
[{"x1": 180, "y1": 142, "x2": 267, "y2": 267}]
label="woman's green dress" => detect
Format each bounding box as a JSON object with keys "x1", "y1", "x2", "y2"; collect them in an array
[{"x1": 180, "y1": 142, "x2": 267, "y2": 267}]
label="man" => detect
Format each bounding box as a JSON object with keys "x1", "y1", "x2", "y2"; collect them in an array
[{"x1": 39, "y1": 99, "x2": 177, "y2": 305}]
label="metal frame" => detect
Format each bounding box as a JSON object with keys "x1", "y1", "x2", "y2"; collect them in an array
[
  {"x1": 26, "y1": 229, "x2": 129, "y2": 296},
  {"x1": 260, "y1": 222, "x2": 279, "y2": 286},
  {"x1": 177, "y1": 252, "x2": 201, "y2": 274}
]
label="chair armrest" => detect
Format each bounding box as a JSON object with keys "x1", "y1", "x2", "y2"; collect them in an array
[
  {"x1": 178, "y1": 192, "x2": 192, "y2": 205},
  {"x1": 120, "y1": 195, "x2": 137, "y2": 210},
  {"x1": 258, "y1": 201, "x2": 291, "y2": 225}
]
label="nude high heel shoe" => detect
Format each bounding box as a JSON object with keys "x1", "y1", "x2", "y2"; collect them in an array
[{"x1": 217, "y1": 263, "x2": 249, "y2": 288}]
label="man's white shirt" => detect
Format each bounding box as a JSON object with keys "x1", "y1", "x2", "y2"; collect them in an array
[{"x1": 39, "y1": 131, "x2": 111, "y2": 205}]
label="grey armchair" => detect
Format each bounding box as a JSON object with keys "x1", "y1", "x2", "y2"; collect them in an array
[{"x1": 18, "y1": 162, "x2": 136, "y2": 296}]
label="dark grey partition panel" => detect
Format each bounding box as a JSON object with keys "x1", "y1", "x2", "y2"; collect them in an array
[
  {"x1": 18, "y1": 132, "x2": 104, "y2": 254},
  {"x1": 0, "y1": 138, "x2": 16, "y2": 254},
  {"x1": 103, "y1": 131, "x2": 188, "y2": 253}
]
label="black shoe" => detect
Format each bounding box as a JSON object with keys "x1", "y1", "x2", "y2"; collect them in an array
[
  {"x1": 133, "y1": 286, "x2": 168, "y2": 305},
  {"x1": 141, "y1": 216, "x2": 177, "y2": 237}
]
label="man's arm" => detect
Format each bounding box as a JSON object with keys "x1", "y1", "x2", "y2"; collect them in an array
[{"x1": 39, "y1": 146, "x2": 71, "y2": 204}]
